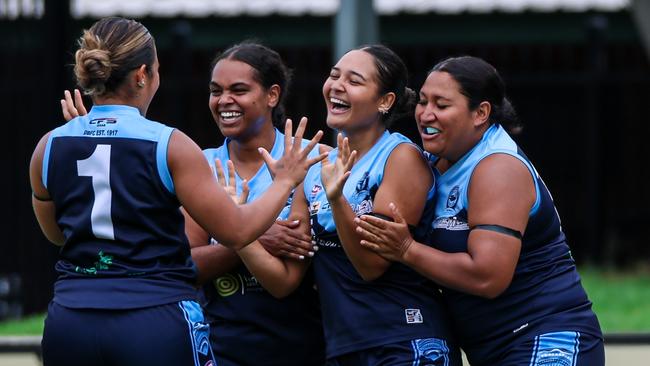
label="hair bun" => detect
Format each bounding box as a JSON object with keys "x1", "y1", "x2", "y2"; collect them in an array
[{"x1": 74, "y1": 32, "x2": 113, "y2": 95}]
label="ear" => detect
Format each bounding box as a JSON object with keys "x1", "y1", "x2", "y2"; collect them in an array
[
  {"x1": 134, "y1": 64, "x2": 148, "y2": 87},
  {"x1": 267, "y1": 84, "x2": 280, "y2": 108},
  {"x1": 473, "y1": 101, "x2": 491, "y2": 127},
  {"x1": 378, "y1": 92, "x2": 396, "y2": 113}
]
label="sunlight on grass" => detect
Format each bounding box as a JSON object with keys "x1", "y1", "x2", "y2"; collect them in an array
[
  {"x1": 579, "y1": 266, "x2": 650, "y2": 332},
  {"x1": 0, "y1": 313, "x2": 44, "y2": 336}
]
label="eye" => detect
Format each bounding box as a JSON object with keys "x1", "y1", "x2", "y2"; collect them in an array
[
  {"x1": 329, "y1": 72, "x2": 340, "y2": 80},
  {"x1": 232, "y1": 88, "x2": 248, "y2": 95},
  {"x1": 417, "y1": 99, "x2": 427, "y2": 105},
  {"x1": 349, "y1": 79, "x2": 362, "y2": 86},
  {"x1": 436, "y1": 104, "x2": 449, "y2": 109},
  {"x1": 210, "y1": 88, "x2": 222, "y2": 96}
]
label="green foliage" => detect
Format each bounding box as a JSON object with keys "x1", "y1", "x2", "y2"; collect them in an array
[{"x1": 579, "y1": 266, "x2": 650, "y2": 332}]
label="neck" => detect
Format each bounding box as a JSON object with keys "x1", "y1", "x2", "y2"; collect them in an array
[
  {"x1": 228, "y1": 123, "x2": 276, "y2": 164},
  {"x1": 342, "y1": 122, "x2": 385, "y2": 160},
  {"x1": 93, "y1": 94, "x2": 146, "y2": 116}
]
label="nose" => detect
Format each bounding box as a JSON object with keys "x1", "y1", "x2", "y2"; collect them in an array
[
  {"x1": 217, "y1": 92, "x2": 234, "y2": 106},
  {"x1": 329, "y1": 78, "x2": 344, "y2": 93},
  {"x1": 418, "y1": 103, "x2": 437, "y2": 123}
]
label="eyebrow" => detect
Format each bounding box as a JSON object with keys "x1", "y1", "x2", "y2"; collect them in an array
[
  {"x1": 209, "y1": 81, "x2": 250, "y2": 89},
  {"x1": 331, "y1": 67, "x2": 367, "y2": 81}
]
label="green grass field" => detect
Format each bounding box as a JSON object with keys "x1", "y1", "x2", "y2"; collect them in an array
[{"x1": 0, "y1": 267, "x2": 648, "y2": 335}]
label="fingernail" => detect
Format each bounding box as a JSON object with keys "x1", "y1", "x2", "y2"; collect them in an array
[
  {"x1": 299, "y1": 255, "x2": 305, "y2": 260},
  {"x1": 311, "y1": 240, "x2": 317, "y2": 245},
  {"x1": 308, "y1": 251, "x2": 314, "y2": 257},
  {"x1": 292, "y1": 220, "x2": 299, "y2": 224},
  {"x1": 312, "y1": 245, "x2": 319, "y2": 252}
]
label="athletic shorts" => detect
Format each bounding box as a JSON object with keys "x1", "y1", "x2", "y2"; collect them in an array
[
  {"x1": 493, "y1": 331, "x2": 605, "y2": 366},
  {"x1": 42, "y1": 300, "x2": 215, "y2": 366},
  {"x1": 326, "y1": 337, "x2": 461, "y2": 366}
]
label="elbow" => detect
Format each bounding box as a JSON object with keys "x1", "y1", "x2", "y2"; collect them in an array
[
  {"x1": 472, "y1": 279, "x2": 510, "y2": 299},
  {"x1": 357, "y1": 266, "x2": 388, "y2": 282}
]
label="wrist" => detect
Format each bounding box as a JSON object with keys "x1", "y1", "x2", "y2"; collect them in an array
[{"x1": 400, "y1": 238, "x2": 417, "y2": 264}]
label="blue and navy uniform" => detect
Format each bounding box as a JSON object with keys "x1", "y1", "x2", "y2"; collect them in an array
[
  {"x1": 305, "y1": 131, "x2": 459, "y2": 365},
  {"x1": 202, "y1": 129, "x2": 325, "y2": 366},
  {"x1": 428, "y1": 123, "x2": 604, "y2": 366},
  {"x1": 40, "y1": 105, "x2": 214, "y2": 366}
]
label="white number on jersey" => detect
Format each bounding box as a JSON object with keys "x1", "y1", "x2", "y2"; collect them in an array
[{"x1": 77, "y1": 144, "x2": 115, "y2": 240}]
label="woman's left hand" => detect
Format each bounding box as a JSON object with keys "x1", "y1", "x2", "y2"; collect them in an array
[
  {"x1": 61, "y1": 89, "x2": 88, "y2": 121},
  {"x1": 355, "y1": 203, "x2": 414, "y2": 262},
  {"x1": 321, "y1": 133, "x2": 356, "y2": 201}
]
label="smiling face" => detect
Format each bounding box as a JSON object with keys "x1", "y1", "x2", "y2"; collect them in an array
[
  {"x1": 322, "y1": 50, "x2": 387, "y2": 132},
  {"x1": 416, "y1": 71, "x2": 488, "y2": 162},
  {"x1": 208, "y1": 58, "x2": 276, "y2": 140}
]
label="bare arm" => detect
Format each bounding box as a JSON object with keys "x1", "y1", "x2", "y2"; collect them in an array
[
  {"x1": 182, "y1": 208, "x2": 241, "y2": 285},
  {"x1": 237, "y1": 183, "x2": 312, "y2": 298},
  {"x1": 29, "y1": 132, "x2": 64, "y2": 246},
  {"x1": 357, "y1": 153, "x2": 534, "y2": 298},
  {"x1": 329, "y1": 143, "x2": 432, "y2": 281},
  {"x1": 169, "y1": 118, "x2": 325, "y2": 249}
]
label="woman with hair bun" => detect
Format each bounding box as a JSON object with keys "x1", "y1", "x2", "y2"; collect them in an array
[
  {"x1": 30, "y1": 17, "x2": 324, "y2": 366},
  {"x1": 236, "y1": 45, "x2": 460, "y2": 365},
  {"x1": 355, "y1": 56, "x2": 604, "y2": 365}
]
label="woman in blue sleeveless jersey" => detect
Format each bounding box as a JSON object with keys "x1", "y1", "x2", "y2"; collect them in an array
[
  {"x1": 355, "y1": 56, "x2": 604, "y2": 365},
  {"x1": 183, "y1": 42, "x2": 325, "y2": 366},
  {"x1": 236, "y1": 45, "x2": 460, "y2": 366},
  {"x1": 29, "y1": 17, "x2": 324, "y2": 366}
]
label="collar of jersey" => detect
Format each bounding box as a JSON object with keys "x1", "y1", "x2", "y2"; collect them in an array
[{"x1": 89, "y1": 104, "x2": 141, "y2": 115}]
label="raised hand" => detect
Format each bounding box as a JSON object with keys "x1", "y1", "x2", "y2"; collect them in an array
[
  {"x1": 61, "y1": 89, "x2": 88, "y2": 121},
  {"x1": 320, "y1": 133, "x2": 357, "y2": 201},
  {"x1": 214, "y1": 159, "x2": 249, "y2": 205},
  {"x1": 259, "y1": 117, "x2": 326, "y2": 188},
  {"x1": 355, "y1": 203, "x2": 414, "y2": 262}
]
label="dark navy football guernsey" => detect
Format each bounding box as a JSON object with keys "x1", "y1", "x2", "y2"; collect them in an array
[
  {"x1": 42, "y1": 105, "x2": 198, "y2": 309},
  {"x1": 304, "y1": 131, "x2": 452, "y2": 358},
  {"x1": 428, "y1": 123, "x2": 602, "y2": 365},
  {"x1": 202, "y1": 129, "x2": 325, "y2": 366}
]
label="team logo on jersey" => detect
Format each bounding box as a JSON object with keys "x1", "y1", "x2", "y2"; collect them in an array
[
  {"x1": 446, "y1": 186, "x2": 460, "y2": 209},
  {"x1": 311, "y1": 184, "x2": 322, "y2": 196},
  {"x1": 351, "y1": 172, "x2": 374, "y2": 216},
  {"x1": 405, "y1": 309, "x2": 423, "y2": 324},
  {"x1": 214, "y1": 273, "x2": 240, "y2": 297},
  {"x1": 89, "y1": 117, "x2": 117, "y2": 127}
]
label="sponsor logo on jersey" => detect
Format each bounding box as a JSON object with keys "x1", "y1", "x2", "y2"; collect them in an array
[
  {"x1": 214, "y1": 273, "x2": 240, "y2": 297},
  {"x1": 405, "y1": 308, "x2": 423, "y2": 324},
  {"x1": 432, "y1": 216, "x2": 469, "y2": 231},
  {"x1": 89, "y1": 117, "x2": 117, "y2": 127},
  {"x1": 309, "y1": 201, "x2": 321, "y2": 215}
]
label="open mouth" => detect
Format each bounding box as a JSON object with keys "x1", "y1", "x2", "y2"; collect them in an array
[
  {"x1": 422, "y1": 126, "x2": 440, "y2": 136},
  {"x1": 330, "y1": 97, "x2": 351, "y2": 113},
  {"x1": 219, "y1": 111, "x2": 243, "y2": 122}
]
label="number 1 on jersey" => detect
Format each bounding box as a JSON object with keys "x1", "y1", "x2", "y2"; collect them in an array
[{"x1": 77, "y1": 144, "x2": 115, "y2": 240}]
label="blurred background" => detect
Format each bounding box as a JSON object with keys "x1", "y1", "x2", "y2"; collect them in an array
[{"x1": 1, "y1": 0, "x2": 649, "y2": 356}]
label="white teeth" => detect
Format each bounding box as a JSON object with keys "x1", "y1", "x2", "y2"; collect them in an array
[
  {"x1": 330, "y1": 97, "x2": 350, "y2": 107},
  {"x1": 220, "y1": 111, "x2": 242, "y2": 119},
  {"x1": 423, "y1": 127, "x2": 440, "y2": 135}
]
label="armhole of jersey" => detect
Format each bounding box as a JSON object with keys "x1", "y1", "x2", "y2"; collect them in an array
[
  {"x1": 465, "y1": 150, "x2": 541, "y2": 216},
  {"x1": 157, "y1": 126, "x2": 175, "y2": 194},
  {"x1": 379, "y1": 140, "x2": 412, "y2": 183},
  {"x1": 42, "y1": 132, "x2": 56, "y2": 189}
]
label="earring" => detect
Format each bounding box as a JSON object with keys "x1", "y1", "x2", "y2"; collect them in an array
[
  {"x1": 378, "y1": 108, "x2": 388, "y2": 115},
  {"x1": 137, "y1": 80, "x2": 145, "y2": 88}
]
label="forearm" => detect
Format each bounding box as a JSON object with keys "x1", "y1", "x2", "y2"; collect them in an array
[
  {"x1": 402, "y1": 241, "x2": 507, "y2": 298},
  {"x1": 238, "y1": 241, "x2": 306, "y2": 298},
  {"x1": 220, "y1": 179, "x2": 294, "y2": 249},
  {"x1": 191, "y1": 244, "x2": 241, "y2": 285},
  {"x1": 330, "y1": 195, "x2": 390, "y2": 281}
]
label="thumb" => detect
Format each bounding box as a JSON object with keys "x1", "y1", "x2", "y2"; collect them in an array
[{"x1": 389, "y1": 202, "x2": 406, "y2": 224}]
